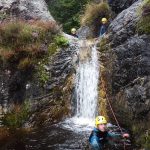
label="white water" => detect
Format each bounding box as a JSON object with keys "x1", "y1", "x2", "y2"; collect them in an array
[
  {"x1": 75, "y1": 44, "x2": 99, "y2": 119},
  {"x1": 62, "y1": 41, "x2": 99, "y2": 131}
]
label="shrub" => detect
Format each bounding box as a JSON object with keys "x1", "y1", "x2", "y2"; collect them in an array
[
  {"x1": 80, "y1": 1, "x2": 111, "y2": 37},
  {"x1": 55, "y1": 35, "x2": 69, "y2": 47},
  {"x1": 98, "y1": 36, "x2": 110, "y2": 52},
  {"x1": 2, "y1": 101, "x2": 31, "y2": 128},
  {"x1": 137, "y1": 0, "x2": 150, "y2": 34},
  {"x1": 80, "y1": 2, "x2": 111, "y2": 26},
  {"x1": 0, "y1": 20, "x2": 59, "y2": 70}
]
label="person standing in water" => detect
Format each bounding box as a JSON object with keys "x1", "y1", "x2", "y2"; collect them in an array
[{"x1": 89, "y1": 116, "x2": 130, "y2": 150}]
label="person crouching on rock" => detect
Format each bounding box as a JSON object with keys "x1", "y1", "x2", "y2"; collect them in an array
[
  {"x1": 71, "y1": 28, "x2": 78, "y2": 38},
  {"x1": 89, "y1": 116, "x2": 129, "y2": 150}
]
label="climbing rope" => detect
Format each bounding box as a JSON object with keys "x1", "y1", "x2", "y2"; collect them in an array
[{"x1": 100, "y1": 78, "x2": 126, "y2": 150}]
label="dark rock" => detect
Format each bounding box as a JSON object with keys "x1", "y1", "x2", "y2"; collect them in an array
[
  {"x1": 100, "y1": 0, "x2": 150, "y2": 145},
  {"x1": 110, "y1": 0, "x2": 138, "y2": 14},
  {"x1": 46, "y1": 43, "x2": 79, "y2": 91},
  {"x1": 77, "y1": 26, "x2": 93, "y2": 39},
  {"x1": 108, "y1": 0, "x2": 142, "y2": 47}
]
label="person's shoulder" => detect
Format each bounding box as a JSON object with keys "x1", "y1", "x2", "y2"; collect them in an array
[{"x1": 93, "y1": 127, "x2": 99, "y2": 132}]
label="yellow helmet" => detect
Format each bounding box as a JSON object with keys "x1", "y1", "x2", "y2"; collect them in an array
[
  {"x1": 71, "y1": 28, "x2": 76, "y2": 33},
  {"x1": 95, "y1": 116, "x2": 107, "y2": 126},
  {"x1": 101, "y1": 18, "x2": 108, "y2": 23}
]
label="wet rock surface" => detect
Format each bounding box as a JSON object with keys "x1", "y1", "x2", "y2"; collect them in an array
[
  {"x1": 107, "y1": 0, "x2": 150, "y2": 123},
  {"x1": 100, "y1": 0, "x2": 150, "y2": 146},
  {"x1": 0, "y1": 0, "x2": 55, "y2": 21},
  {"x1": 110, "y1": 0, "x2": 138, "y2": 14}
]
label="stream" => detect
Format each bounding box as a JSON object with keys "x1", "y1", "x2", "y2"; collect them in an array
[{"x1": 4, "y1": 41, "x2": 132, "y2": 150}]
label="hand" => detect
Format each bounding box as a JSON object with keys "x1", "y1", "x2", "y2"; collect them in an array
[{"x1": 122, "y1": 133, "x2": 130, "y2": 138}]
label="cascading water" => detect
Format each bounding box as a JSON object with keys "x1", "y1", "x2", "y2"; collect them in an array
[
  {"x1": 62, "y1": 40, "x2": 100, "y2": 129},
  {"x1": 75, "y1": 42, "x2": 99, "y2": 120}
]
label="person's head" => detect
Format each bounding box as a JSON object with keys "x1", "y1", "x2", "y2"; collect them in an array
[
  {"x1": 95, "y1": 116, "x2": 107, "y2": 132},
  {"x1": 71, "y1": 28, "x2": 77, "y2": 35},
  {"x1": 101, "y1": 18, "x2": 108, "y2": 24}
]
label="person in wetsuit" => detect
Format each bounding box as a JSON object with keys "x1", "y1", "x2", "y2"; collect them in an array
[
  {"x1": 99, "y1": 18, "x2": 108, "y2": 37},
  {"x1": 89, "y1": 116, "x2": 129, "y2": 150}
]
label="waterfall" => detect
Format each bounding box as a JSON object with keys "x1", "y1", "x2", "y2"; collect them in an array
[
  {"x1": 75, "y1": 44, "x2": 99, "y2": 119},
  {"x1": 62, "y1": 40, "x2": 99, "y2": 129}
]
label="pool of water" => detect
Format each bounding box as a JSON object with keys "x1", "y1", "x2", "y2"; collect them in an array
[{"x1": 4, "y1": 117, "x2": 132, "y2": 150}]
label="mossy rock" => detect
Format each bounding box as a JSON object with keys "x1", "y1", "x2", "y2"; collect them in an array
[
  {"x1": 137, "y1": 0, "x2": 150, "y2": 34},
  {"x1": 0, "y1": 21, "x2": 59, "y2": 69},
  {"x1": 2, "y1": 101, "x2": 31, "y2": 128}
]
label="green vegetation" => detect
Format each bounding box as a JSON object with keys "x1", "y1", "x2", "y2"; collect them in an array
[
  {"x1": 2, "y1": 101, "x2": 31, "y2": 128},
  {"x1": 80, "y1": 2, "x2": 111, "y2": 26},
  {"x1": 36, "y1": 43, "x2": 58, "y2": 86},
  {"x1": 80, "y1": 1, "x2": 111, "y2": 36},
  {"x1": 98, "y1": 37, "x2": 110, "y2": 52},
  {"x1": 0, "y1": 21, "x2": 59, "y2": 69},
  {"x1": 0, "y1": 12, "x2": 7, "y2": 20},
  {"x1": 137, "y1": 0, "x2": 150, "y2": 34},
  {"x1": 0, "y1": 21, "x2": 59, "y2": 85},
  {"x1": 132, "y1": 123, "x2": 150, "y2": 149},
  {"x1": 55, "y1": 35, "x2": 69, "y2": 47},
  {"x1": 46, "y1": 0, "x2": 91, "y2": 33}
]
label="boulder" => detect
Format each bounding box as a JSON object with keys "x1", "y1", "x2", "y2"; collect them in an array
[{"x1": 0, "y1": 0, "x2": 55, "y2": 21}]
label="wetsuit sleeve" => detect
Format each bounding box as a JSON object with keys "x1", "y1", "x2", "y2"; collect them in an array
[{"x1": 107, "y1": 132, "x2": 121, "y2": 139}]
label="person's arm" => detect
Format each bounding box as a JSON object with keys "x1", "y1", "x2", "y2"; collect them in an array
[
  {"x1": 107, "y1": 132, "x2": 130, "y2": 139},
  {"x1": 107, "y1": 132, "x2": 122, "y2": 139}
]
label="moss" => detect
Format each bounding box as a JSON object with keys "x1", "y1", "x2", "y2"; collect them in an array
[
  {"x1": 2, "y1": 101, "x2": 31, "y2": 128},
  {"x1": 55, "y1": 35, "x2": 69, "y2": 47},
  {"x1": 0, "y1": 12, "x2": 8, "y2": 20},
  {"x1": 137, "y1": 0, "x2": 150, "y2": 34},
  {"x1": 131, "y1": 123, "x2": 150, "y2": 149},
  {"x1": 98, "y1": 37, "x2": 110, "y2": 52},
  {"x1": 36, "y1": 62, "x2": 49, "y2": 86}
]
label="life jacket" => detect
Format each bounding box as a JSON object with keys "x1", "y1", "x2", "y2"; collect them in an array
[{"x1": 89, "y1": 128, "x2": 108, "y2": 145}]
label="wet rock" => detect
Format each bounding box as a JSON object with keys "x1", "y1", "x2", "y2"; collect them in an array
[
  {"x1": 46, "y1": 42, "x2": 79, "y2": 91},
  {"x1": 0, "y1": 0, "x2": 55, "y2": 21},
  {"x1": 110, "y1": 0, "x2": 138, "y2": 14},
  {"x1": 77, "y1": 26, "x2": 93, "y2": 39},
  {"x1": 108, "y1": 0, "x2": 142, "y2": 47},
  {"x1": 99, "y1": 0, "x2": 150, "y2": 147}
]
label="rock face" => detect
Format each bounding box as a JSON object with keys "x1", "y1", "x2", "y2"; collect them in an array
[
  {"x1": 0, "y1": 0, "x2": 79, "y2": 126},
  {"x1": 46, "y1": 43, "x2": 78, "y2": 91},
  {"x1": 0, "y1": 0, "x2": 55, "y2": 21},
  {"x1": 100, "y1": 0, "x2": 150, "y2": 146},
  {"x1": 110, "y1": 0, "x2": 138, "y2": 14},
  {"x1": 27, "y1": 41, "x2": 79, "y2": 126}
]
